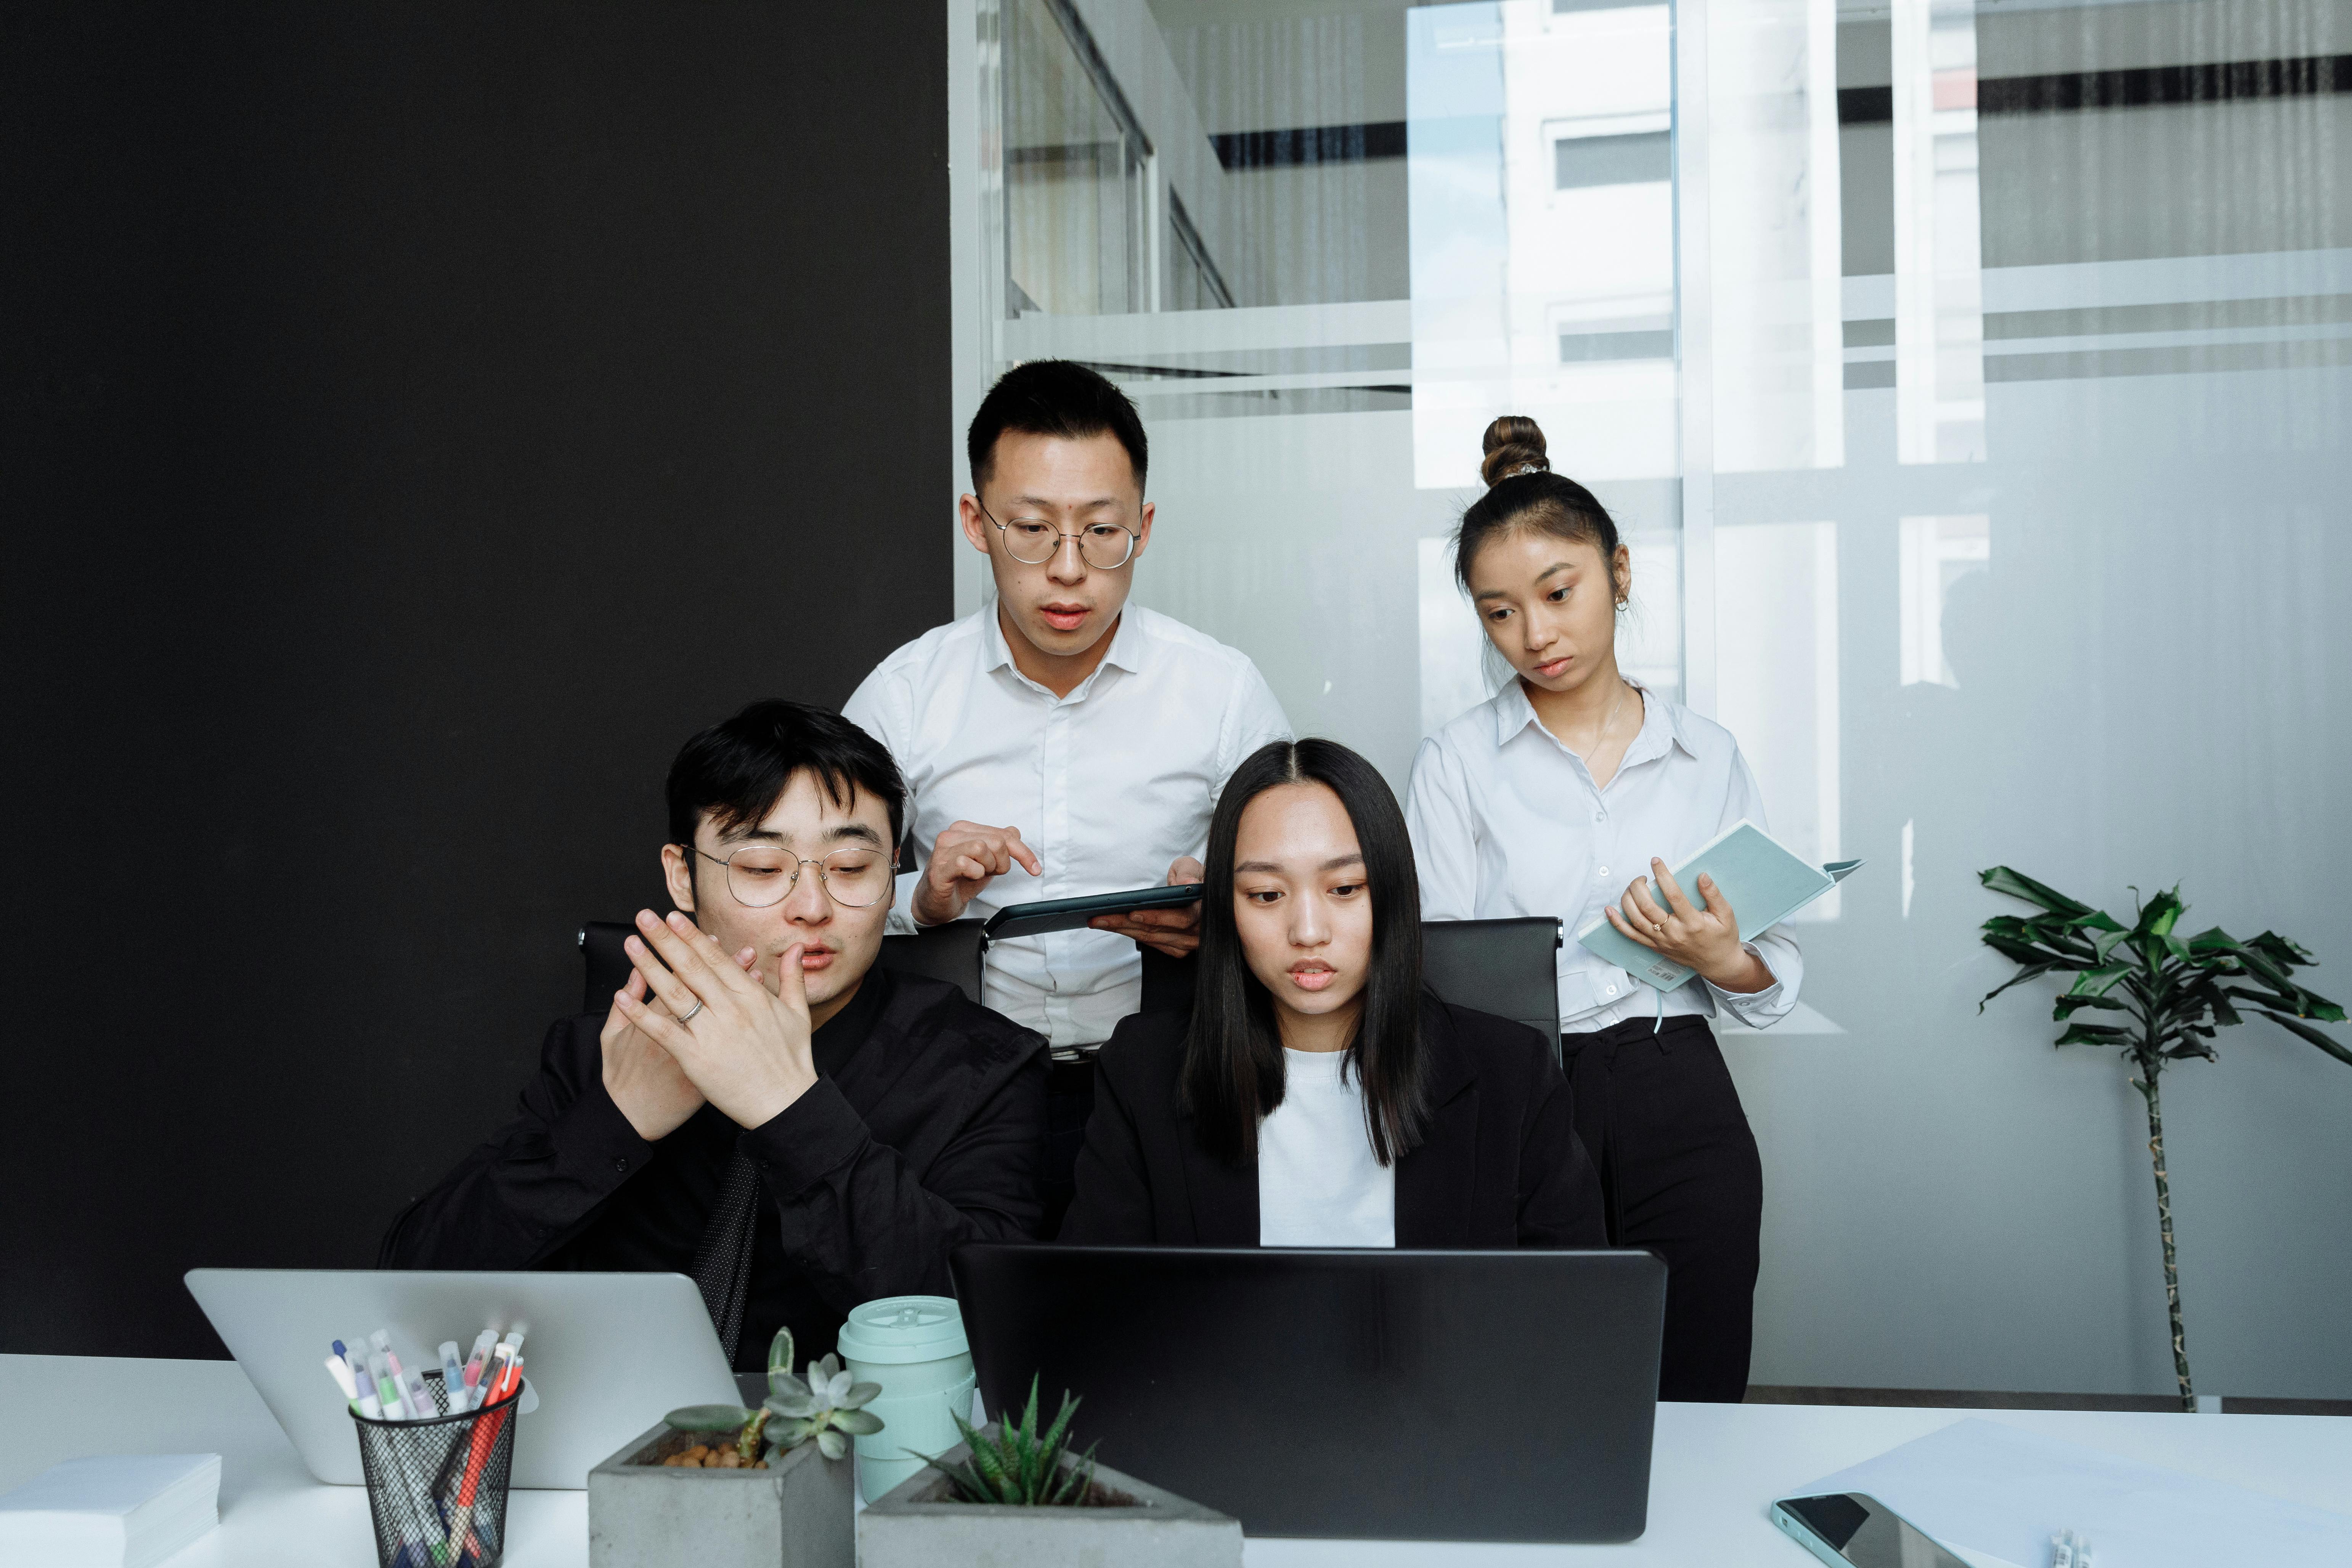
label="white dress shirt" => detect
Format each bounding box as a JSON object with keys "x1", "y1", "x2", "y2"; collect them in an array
[
  {"x1": 1406, "y1": 679, "x2": 1801, "y2": 1034},
  {"x1": 1257, "y1": 1048, "x2": 1397, "y2": 1247},
  {"x1": 842, "y1": 603, "x2": 1292, "y2": 1048}
]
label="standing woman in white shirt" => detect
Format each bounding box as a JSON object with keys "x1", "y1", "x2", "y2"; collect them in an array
[{"x1": 1406, "y1": 416, "x2": 1803, "y2": 1403}]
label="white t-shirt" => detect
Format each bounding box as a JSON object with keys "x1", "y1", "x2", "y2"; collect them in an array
[{"x1": 1257, "y1": 1048, "x2": 1397, "y2": 1247}]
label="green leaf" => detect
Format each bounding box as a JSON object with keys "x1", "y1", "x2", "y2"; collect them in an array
[
  {"x1": 1037, "y1": 1391, "x2": 1081, "y2": 1462},
  {"x1": 966, "y1": 1425, "x2": 1014, "y2": 1497},
  {"x1": 816, "y1": 1428, "x2": 847, "y2": 1461},
  {"x1": 666, "y1": 1404, "x2": 757, "y2": 1432},
  {"x1": 843, "y1": 1382, "x2": 882, "y2": 1409},
  {"x1": 2260, "y1": 1011, "x2": 2352, "y2": 1069},
  {"x1": 2090, "y1": 926, "x2": 2138, "y2": 965},
  {"x1": 2182, "y1": 926, "x2": 2240, "y2": 954},
  {"x1": 2246, "y1": 930, "x2": 2318, "y2": 968},
  {"x1": 2066, "y1": 966, "x2": 2133, "y2": 998},
  {"x1": 919, "y1": 1454, "x2": 988, "y2": 1502},
  {"x1": 832, "y1": 1408, "x2": 884, "y2": 1436},
  {"x1": 1979, "y1": 961, "x2": 2058, "y2": 1013},
  {"x1": 2131, "y1": 886, "x2": 2185, "y2": 940},
  {"x1": 1984, "y1": 924, "x2": 2095, "y2": 965},
  {"x1": 766, "y1": 1390, "x2": 820, "y2": 1419},
  {"x1": 2054, "y1": 1022, "x2": 2129, "y2": 1047},
  {"x1": 767, "y1": 1327, "x2": 796, "y2": 1378},
  {"x1": 2236, "y1": 945, "x2": 2304, "y2": 996},
  {"x1": 1980, "y1": 867, "x2": 2095, "y2": 916},
  {"x1": 2053, "y1": 992, "x2": 2128, "y2": 1018}
]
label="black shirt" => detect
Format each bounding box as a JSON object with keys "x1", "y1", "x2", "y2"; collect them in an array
[{"x1": 381, "y1": 967, "x2": 1048, "y2": 1367}]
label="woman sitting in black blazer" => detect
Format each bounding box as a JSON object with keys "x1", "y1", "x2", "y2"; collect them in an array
[{"x1": 1061, "y1": 737, "x2": 1606, "y2": 1247}]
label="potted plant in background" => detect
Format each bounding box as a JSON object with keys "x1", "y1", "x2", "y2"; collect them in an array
[
  {"x1": 1976, "y1": 866, "x2": 2347, "y2": 1412},
  {"x1": 586, "y1": 1329, "x2": 873, "y2": 1568},
  {"x1": 857, "y1": 1377, "x2": 1242, "y2": 1568}
]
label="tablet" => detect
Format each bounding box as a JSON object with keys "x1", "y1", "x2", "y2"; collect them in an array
[{"x1": 983, "y1": 882, "x2": 1204, "y2": 940}]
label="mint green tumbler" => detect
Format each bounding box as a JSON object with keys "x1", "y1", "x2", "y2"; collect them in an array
[{"x1": 835, "y1": 1295, "x2": 975, "y2": 1502}]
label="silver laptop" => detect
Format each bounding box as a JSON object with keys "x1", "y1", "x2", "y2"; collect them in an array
[{"x1": 185, "y1": 1269, "x2": 738, "y2": 1491}]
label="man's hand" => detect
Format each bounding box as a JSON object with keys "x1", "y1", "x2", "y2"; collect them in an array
[
  {"x1": 612, "y1": 910, "x2": 820, "y2": 1129},
  {"x1": 599, "y1": 943, "x2": 754, "y2": 1142},
  {"x1": 1090, "y1": 856, "x2": 1207, "y2": 959},
  {"x1": 912, "y1": 820, "x2": 1042, "y2": 926},
  {"x1": 1604, "y1": 859, "x2": 1775, "y2": 994}
]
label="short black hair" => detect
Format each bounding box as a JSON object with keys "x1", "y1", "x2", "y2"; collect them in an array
[
  {"x1": 1180, "y1": 738, "x2": 1431, "y2": 1168},
  {"x1": 967, "y1": 359, "x2": 1148, "y2": 493},
  {"x1": 665, "y1": 700, "x2": 906, "y2": 855}
]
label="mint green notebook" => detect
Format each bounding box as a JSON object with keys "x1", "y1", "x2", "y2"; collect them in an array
[{"x1": 1575, "y1": 819, "x2": 1863, "y2": 992}]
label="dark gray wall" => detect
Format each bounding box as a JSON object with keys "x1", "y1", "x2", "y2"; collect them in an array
[{"x1": 0, "y1": 2, "x2": 952, "y2": 1358}]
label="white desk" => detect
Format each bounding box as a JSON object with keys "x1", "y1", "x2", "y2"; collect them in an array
[{"x1": 5, "y1": 1355, "x2": 2348, "y2": 1565}]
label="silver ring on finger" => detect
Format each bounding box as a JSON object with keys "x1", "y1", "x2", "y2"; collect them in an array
[{"x1": 676, "y1": 999, "x2": 705, "y2": 1025}]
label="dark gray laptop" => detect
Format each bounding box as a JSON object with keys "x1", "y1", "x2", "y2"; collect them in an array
[{"x1": 949, "y1": 1245, "x2": 1666, "y2": 1542}]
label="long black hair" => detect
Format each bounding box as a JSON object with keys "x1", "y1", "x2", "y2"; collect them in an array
[
  {"x1": 1180, "y1": 739, "x2": 1431, "y2": 1167},
  {"x1": 1454, "y1": 414, "x2": 1626, "y2": 597}
]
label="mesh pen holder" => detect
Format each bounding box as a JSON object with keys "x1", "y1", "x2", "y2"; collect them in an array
[{"x1": 351, "y1": 1371, "x2": 522, "y2": 1568}]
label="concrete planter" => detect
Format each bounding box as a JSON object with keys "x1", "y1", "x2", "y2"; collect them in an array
[
  {"x1": 857, "y1": 1433, "x2": 1242, "y2": 1568},
  {"x1": 586, "y1": 1423, "x2": 853, "y2": 1568}
]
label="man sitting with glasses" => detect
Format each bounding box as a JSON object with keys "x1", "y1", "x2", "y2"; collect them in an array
[
  {"x1": 381, "y1": 700, "x2": 1047, "y2": 1367},
  {"x1": 843, "y1": 359, "x2": 1291, "y2": 1233}
]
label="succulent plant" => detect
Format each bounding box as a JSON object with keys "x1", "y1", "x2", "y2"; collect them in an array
[
  {"x1": 660, "y1": 1329, "x2": 883, "y2": 1465},
  {"x1": 762, "y1": 1351, "x2": 883, "y2": 1461},
  {"x1": 923, "y1": 1375, "x2": 1097, "y2": 1507},
  {"x1": 661, "y1": 1327, "x2": 802, "y2": 1462}
]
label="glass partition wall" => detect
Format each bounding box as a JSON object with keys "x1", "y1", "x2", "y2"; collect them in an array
[{"x1": 946, "y1": 0, "x2": 2352, "y2": 1401}]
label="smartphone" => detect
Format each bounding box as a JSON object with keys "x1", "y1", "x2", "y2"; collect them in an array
[{"x1": 1771, "y1": 1492, "x2": 1975, "y2": 1568}]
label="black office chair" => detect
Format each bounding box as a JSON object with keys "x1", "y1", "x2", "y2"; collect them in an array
[
  {"x1": 1132, "y1": 918, "x2": 1564, "y2": 1061},
  {"x1": 1421, "y1": 916, "x2": 1565, "y2": 1063},
  {"x1": 578, "y1": 918, "x2": 988, "y2": 1014}
]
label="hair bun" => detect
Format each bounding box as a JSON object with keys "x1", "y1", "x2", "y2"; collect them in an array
[{"x1": 1479, "y1": 414, "x2": 1550, "y2": 488}]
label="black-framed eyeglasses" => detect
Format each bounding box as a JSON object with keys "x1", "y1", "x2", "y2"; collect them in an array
[
  {"x1": 684, "y1": 844, "x2": 893, "y2": 909},
  {"x1": 975, "y1": 498, "x2": 1140, "y2": 570}
]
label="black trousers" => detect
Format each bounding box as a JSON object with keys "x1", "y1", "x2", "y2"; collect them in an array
[{"x1": 1562, "y1": 1013, "x2": 1762, "y2": 1403}]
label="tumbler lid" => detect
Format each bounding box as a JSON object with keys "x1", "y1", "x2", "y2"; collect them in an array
[{"x1": 835, "y1": 1295, "x2": 968, "y2": 1365}]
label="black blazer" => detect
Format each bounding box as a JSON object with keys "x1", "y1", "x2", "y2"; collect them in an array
[
  {"x1": 380, "y1": 970, "x2": 1047, "y2": 1361},
  {"x1": 1060, "y1": 995, "x2": 1606, "y2": 1247}
]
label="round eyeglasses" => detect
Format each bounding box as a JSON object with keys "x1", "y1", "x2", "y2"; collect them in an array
[
  {"x1": 975, "y1": 498, "x2": 1140, "y2": 570},
  {"x1": 687, "y1": 844, "x2": 893, "y2": 909}
]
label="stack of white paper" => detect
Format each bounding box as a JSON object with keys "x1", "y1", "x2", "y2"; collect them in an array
[
  {"x1": 0, "y1": 1453, "x2": 221, "y2": 1568},
  {"x1": 1793, "y1": 1419, "x2": 2352, "y2": 1567}
]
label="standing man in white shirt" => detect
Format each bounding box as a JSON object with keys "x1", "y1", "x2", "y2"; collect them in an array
[{"x1": 842, "y1": 360, "x2": 1292, "y2": 1229}]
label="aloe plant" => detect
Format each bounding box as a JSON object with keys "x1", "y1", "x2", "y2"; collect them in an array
[
  {"x1": 922, "y1": 1375, "x2": 1097, "y2": 1507},
  {"x1": 662, "y1": 1327, "x2": 883, "y2": 1463},
  {"x1": 1976, "y1": 867, "x2": 2347, "y2": 1411}
]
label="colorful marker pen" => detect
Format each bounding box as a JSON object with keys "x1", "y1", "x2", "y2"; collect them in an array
[
  {"x1": 366, "y1": 1343, "x2": 408, "y2": 1420},
  {"x1": 325, "y1": 1352, "x2": 360, "y2": 1404},
  {"x1": 330, "y1": 1342, "x2": 384, "y2": 1420},
  {"x1": 439, "y1": 1342, "x2": 466, "y2": 1412},
  {"x1": 465, "y1": 1329, "x2": 498, "y2": 1380}
]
